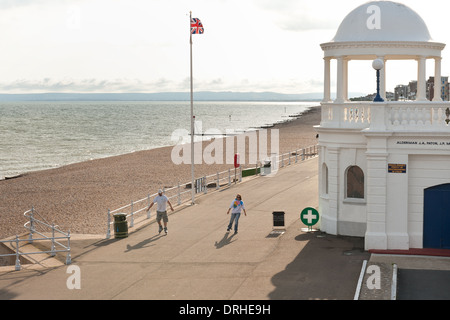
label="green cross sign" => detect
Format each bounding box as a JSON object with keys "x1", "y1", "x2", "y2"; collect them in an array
[{"x1": 300, "y1": 207, "x2": 319, "y2": 227}]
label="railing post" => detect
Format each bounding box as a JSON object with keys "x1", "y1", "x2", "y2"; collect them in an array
[
  {"x1": 177, "y1": 183, "x2": 181, "y2": 205},
  {"x1": 15, "y1": 235, "x2": 21, "y2": 271},
  {"x1": 106, "y1": 209, "x2": 111, "y2": 239},
  {"x1": 147, "y1": 194, "x2": 151, "y2": 219},
  {"x1": 28, "y1": 207, "x2": 34, "y2": 244},
  {"x1": 65, "y1": 230, "x2": 72, "y2": 265},
  {"x1": 228, "y1": 169, "x2": 231, "y2": 186},
  {"x1": 216, "y1": 172, "x2": 219, "y2": 190},
  {"x1": 302, "y1": 148, "x2": 305, "y2": 161},
  {"x1": 239, "y1": 166, "x2": 242, "y2": 182},
  {"x1": 50, "y1": 223, "x2": 56, "y2": 257},
  {"x1": 130, "y1": 201, "x2": 134, "y2": 228}
]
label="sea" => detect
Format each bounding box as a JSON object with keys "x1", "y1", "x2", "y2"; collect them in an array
[{"x1": 0, "y1": 101, "x2": 317, "y2": 179}]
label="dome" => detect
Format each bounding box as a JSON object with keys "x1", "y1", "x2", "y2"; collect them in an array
[{"x1": 332, "y1": 1, "x2": 432, "y2": 42}]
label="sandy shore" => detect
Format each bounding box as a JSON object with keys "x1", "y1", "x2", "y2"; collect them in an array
[{"x1": 0, "y1": 105, "x2": 321, "y2": 239}]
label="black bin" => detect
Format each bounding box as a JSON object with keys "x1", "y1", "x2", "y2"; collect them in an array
[
  {"x1": 272, "y1": 211, "x2": 285, "y2": 228},
  {"x1": 113, "y1": 213, "x2": 128, "y2": 239}
]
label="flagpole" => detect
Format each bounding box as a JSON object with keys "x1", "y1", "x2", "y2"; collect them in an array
[{"x1": 190, "y1": 11, "x2": 195, "y2": 205}]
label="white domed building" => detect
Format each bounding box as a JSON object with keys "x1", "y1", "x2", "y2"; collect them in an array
[{"x1": 316, "y1": 1, "x2": 450, "y2": 250}]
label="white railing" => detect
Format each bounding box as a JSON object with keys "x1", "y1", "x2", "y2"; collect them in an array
[
  {"x1": 0, "y1": 207, "x2": 71, "y2": 271},
  {"x1": 106, "y1": 144, "x2": 319, "y2": 238},
  {"x1": 276, "y1": 145, "x2": 318, "y2": 168},
  {"x1": 106, "y1": 168, "x2": 242, "y2": 238},
  {"x1": 321, "y1": 101, "x2": 450, "y2": 131}
]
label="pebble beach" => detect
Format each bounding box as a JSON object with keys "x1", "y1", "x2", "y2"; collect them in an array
[{"x1": 0, "y1": 105, "x2": 321, "y2": 239}]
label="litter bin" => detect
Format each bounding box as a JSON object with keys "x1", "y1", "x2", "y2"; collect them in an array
[
  {"x1": 262, "y1": 160, "x2": 271, "y2": 176},
  {"x1": 272, "y1": 211, "x2": 285, "y2": 228},
  {"x1": 113, "y1": 213, "x2": 128, "y2": 239}
]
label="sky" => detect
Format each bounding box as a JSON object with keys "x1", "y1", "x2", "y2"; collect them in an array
[{"x1": 0, "y1": 0, "x2": 449, "y2": 96}]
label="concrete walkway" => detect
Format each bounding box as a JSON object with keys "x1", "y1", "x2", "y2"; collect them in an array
[{"x1": 0, "y1": 157, "x2": 371, "y2": 300}]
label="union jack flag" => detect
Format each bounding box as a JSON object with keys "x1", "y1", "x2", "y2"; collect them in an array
[{"x1": 190, "y1": 18, "x2": 204, "y2": 34}]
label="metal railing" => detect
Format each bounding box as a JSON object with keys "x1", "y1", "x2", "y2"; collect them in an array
[
  {"x1": 106, "y1": 167, "x2": 243, "y2": 238},
  {"x1": 0, "y1": 207, "x2": 71, "y2": 271},
  {"x1": 276, "y1": 145, "x2": 318, "y2": 169},
  {"x1": 106, "y1": 144, "x2": 318, "y2": 238}
]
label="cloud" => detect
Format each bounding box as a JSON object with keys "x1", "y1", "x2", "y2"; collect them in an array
[
  {"x1": 0, "y1": 75, "x2": 324, "y2": 95},
  {"x1": 253, "y1": 0, "x2": 342, "y2": 32},
  {"x1": 0, "y1": 78, "x2": 170, "y2": 93},
  {"x1": 0, "y1": 0, "x2": 44, "y2": 9}
]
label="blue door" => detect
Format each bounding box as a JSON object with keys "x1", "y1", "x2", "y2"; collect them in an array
[{"x1": 423, "y1": 184, "x2": 450, "y2": 249}]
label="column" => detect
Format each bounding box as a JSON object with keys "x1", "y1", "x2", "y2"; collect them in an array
[
  {"x1": 386, "y1": 154, "x2": 410, "y2": 250},
  {"x1": 433, "y1": 57, "x2": 442, "y2": 102},
  {"x1": 365, "y1": 152, "x2": 388, "y2": 250},
  {"x1": 335, "y1": 56, "x2": 345, "y2": 103},
  {"x1": 417, "y1": 57, "x2": 427, "y2": 101},
  {"x1": 343, "y1": 59, "x2": 349, "y2": 101},
  {"x1": 364, "y1": 132, "x2": 391, "y2": 250},
  {"x1": 323, "y1": 57, "x2": 331, "y2": 102}
]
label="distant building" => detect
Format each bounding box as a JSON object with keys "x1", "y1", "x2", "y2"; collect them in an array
[
  {"x1": 394, "y1": 84, "x2": 409, "y2": 100},
  {"x1": 426, "y1": 76, "x2": 449, "y2": 101},
  {"x1": 408, "y1": 81, "x2": 417, "y2": 100},
  {"x1": 393, "y1": 81, "x2": 418, "y2": 101}
]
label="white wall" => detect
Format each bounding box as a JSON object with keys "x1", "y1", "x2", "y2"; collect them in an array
[{"x1": 408, "y1": 154, "x2": 450, "y2": 248}]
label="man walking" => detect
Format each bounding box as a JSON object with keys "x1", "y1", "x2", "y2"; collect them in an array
[
  {"x1": 226, "y1": 194, "x2": 247, "y2": 234},
  {"x1": 147, "y1": 189, "x2": 174, "y2": 234}
]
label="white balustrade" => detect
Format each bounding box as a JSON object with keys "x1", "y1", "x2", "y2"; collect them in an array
[{"x1": 321, "y1": 102, "x2": 450, "y2": 131}]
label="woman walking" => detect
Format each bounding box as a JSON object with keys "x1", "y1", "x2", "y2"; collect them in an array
[{"x1": 226, "y1": 194, "x2": 247, "y2": 234}]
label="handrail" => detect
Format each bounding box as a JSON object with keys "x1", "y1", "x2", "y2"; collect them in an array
[
  {"x1": 0, "y1": 207, "x2": 71, "y2": 271},
  {"x1": 105, "y1": 144, "x2": 318, "y2": 238}
]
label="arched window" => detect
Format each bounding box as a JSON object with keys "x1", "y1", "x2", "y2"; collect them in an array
[{"x1": 346, "y1": 166, "x2": 364, "y2": 199}]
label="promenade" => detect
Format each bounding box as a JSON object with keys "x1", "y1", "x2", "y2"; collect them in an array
[{"x1": 0, "y1": 157, "x2": 370, "y2": 300}]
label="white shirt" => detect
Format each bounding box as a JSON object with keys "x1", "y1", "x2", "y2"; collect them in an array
[
  {"x1": 153, "y1": 195, "x2": 169, "y2": 212},
  {"x1": 229, "y1": 200, "x2": 245, "y2": 214}
]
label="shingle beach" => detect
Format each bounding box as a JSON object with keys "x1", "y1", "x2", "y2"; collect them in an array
[{"x1": 0, "y1": 106, "x2": 320, "y2": 239}]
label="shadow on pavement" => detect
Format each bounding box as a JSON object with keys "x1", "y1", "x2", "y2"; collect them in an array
[
  {"x1": 269, "y1": 232, "x2": 369, "y2": 300},
  {"x1": 214, "y1": 232, "x2": 237, "y2": 249}
]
